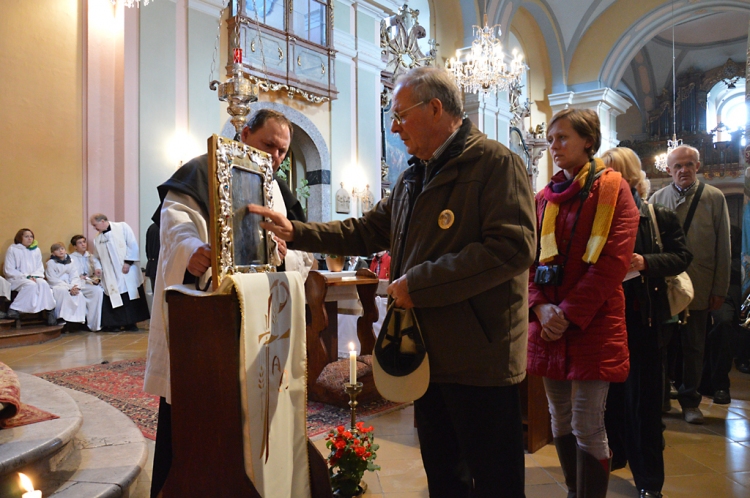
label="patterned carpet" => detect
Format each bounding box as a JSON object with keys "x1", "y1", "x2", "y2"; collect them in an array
[{"x1": 37, "y1": 358, "x2": 407, "y2": 440}]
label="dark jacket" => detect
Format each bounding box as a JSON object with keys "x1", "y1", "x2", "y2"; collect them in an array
[
  {"x1": 290, "y1": 121, "x2": 537, "y2": 386},
  {"x1": 625, "y1": 195, "x2": 692, "y2": 330},
  {"x1": 527, "y1": 168, "x2": 640, "y2": 382}
]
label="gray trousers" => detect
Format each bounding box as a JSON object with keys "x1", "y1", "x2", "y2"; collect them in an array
[{"x1": 677, "y1": 308, "x2": 710, "y2": 409}]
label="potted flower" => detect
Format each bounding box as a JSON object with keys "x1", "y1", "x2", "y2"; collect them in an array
[
  {"x1": 325, "y1": 422, "x2": 380, "y2": 497},
  {"x1": 324, "y1": 254, "x2": 345, "y2": 272}
]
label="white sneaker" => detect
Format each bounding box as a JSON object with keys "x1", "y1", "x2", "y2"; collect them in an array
[{"x1": 683, "y1": 407, "x2": 704, "y2": 424}]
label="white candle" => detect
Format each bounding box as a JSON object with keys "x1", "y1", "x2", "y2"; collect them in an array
[
  {"x1": 19, "y1": 473, "x2": 42, "y2": 498},
  {"x1": 349, "y1": 342, "x2": 357, "y2": 385}
]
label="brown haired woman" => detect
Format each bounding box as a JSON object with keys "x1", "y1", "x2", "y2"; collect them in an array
[
  {"x1": 3, "y1": 228, "x2": 57, "y2": 324},
  {"x1": 527, "y1": 109, "x2": 640, "y2": 497}
]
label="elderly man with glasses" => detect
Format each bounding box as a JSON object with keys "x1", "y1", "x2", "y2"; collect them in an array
[{"x1": 251, "y1": 66, "x2": 536, "y2": 498}]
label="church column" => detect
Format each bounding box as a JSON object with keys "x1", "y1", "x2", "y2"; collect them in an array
[
  {"x1": 548, "y1": 88, "x2": 632, "y2": 154},
  {"x1": 463, "y1": 92, "x2": 513, "y2": 146},
  {"x1": 84, "y1": 0, "x2": 140, "y2": 241}
]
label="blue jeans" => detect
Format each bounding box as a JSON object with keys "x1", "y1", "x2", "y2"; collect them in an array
[{"x1": 543, "y1": 378, "x2": 610, "y2": 460}]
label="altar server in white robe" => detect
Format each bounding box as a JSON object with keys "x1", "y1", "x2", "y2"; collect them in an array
[
  {"x1": 3, "y1": 228, "x2": 56, "y2": 325},
  {"x1": 0, "y1": 276, "x2": 12, "y2": 319},
  {"x1": 90, "y1": 214, "x2": 150, "y2": 331},
  {"x1": 145, "y1": 108, "x2": 310, "y2": 498},
  {"x1": 70, "y1": 235, "x2": 104, "y2": 331},
  {"x1": 46, "y1": 243, "x2": 87, "y2": 325}
]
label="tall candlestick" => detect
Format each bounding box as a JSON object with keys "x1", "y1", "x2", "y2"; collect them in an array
[{"x1": 349, "y1": 342, "x2": 357, "y2": 384}]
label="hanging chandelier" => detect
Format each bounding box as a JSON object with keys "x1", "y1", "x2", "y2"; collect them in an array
[
  {"x1": 446, "y1": 13, "x2": 525, "y2": 95},
  {"x1": 110, "y1": 0, "x2": 152, "y2": 7},
  {"x1": 654, "y1": 1, "x2": 682, "y2": 172}
]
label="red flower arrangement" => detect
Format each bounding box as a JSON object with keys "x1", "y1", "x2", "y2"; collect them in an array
[{"x1": 325, "y1": 422, "x2": 380, "y2": 497}]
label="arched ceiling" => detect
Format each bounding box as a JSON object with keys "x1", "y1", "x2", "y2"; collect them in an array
[{"x1": 451, "y1": 1, "x2": 750, "y2": 133}]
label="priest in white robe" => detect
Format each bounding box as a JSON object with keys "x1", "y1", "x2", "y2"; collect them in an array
[
  {"x1": 3, "y1": 228, "x2": 56, "y2": 325},
  {"x1": 144, "y1": 109, "x2": 311, "y2": 497},
  {"x1": 70, "y1": 235, "x2": 104, "y2": 331},
  {"x1": 46, "y1": 243, "x2": 87, "y2": 325},
  {"x1": 90, "y1": 214, "x2": 150, "y2": 331}
]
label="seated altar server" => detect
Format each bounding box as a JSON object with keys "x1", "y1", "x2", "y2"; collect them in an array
[
  {"x1": 0, "y1": 275, "x2": 11, "y2": 318},
  {"x1": 3, "y1": 228, "x2": 56, "y2": 325},
  {"x1": 70, "y1": 235, "x2": 104, "y2": 331},
  {"x1": 90, "y1": 214, "x2": 150, "y2": 332},
  {"x1": 46, "y1": 242, "x2": 86, "y2": 325},
  {"x1": 145, "y1": 108, "x2": 309, "y2": 498}
]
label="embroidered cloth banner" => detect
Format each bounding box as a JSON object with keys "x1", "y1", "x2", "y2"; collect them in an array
[{"x1": 221, "y1": 272, "x2": 311, "y2": 498}]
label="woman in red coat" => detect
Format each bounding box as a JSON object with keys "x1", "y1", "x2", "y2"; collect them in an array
[{"x1": 527, "y1": 108, "x2": 639, "y2": 497}]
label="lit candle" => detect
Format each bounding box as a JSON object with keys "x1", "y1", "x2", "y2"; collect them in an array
[
  {"x1": 233, "y1": 48, "x2": 242, "y2": 64},
  {"x1": 349, "y1": 342, "x2": 357, "y2": 385},
  {"x1": 19, "y1": 473, "x2": 42, "y2": 498}
]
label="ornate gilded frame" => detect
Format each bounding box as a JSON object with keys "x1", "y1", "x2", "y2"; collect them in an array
[{"x1": 208, "y1": 134, "x2": 280, "y2": 290}]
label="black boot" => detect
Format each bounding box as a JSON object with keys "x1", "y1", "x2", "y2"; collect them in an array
[
  {"x1": 554, "y1": 433, "x2": 578, "y2": 497},
  {"x1": 576, "y1": 447, "x2": 610, "y2": 498},
  {"x1": 47, "y1": 309, "x2": 57, "y2": 326}
]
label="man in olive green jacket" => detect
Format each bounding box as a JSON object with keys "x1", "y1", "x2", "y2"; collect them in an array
[{"x1": 252, "y1": 67, "x2": 536, "y2": 497}]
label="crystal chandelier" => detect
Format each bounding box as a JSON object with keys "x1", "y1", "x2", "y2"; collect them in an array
[
  {"x1": 446, "y1": 13, "x2": 525, "y2": 95},
  {"x1": 654, "y1": 1, "x2": 682, "y2": 172},
  {"x1": 110, "y1": 0, "x2": 152, "y2": 7}
]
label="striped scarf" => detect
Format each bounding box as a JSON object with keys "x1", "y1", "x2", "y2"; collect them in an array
[{"x1": 539, "y1": 158, "x2": 621, "y2": 264}]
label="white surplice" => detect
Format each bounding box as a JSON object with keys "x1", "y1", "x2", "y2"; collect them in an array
[
  {"x1": 45, "y1": 259, "x2": 86, "y2": 323},
  {"x1": 144, "y1": 191, "x2": 210, "y2": 402},
  {"x1": 70, "y1": 251, "x2": 104, "y2": 331},
  {"x1": 70, "y1": 251, "x2": 102, "y2": 281},
  {"x1": 0, "y1": 276, "x2": 10, "y2": 300},
  {"x1": 93, "y1": 221, "x2": 144, "y2": 308},
  {"x1": 3, "y1": 244, "x2": 55, "y2": 314}
]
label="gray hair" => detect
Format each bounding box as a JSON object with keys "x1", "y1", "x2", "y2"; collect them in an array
[
  {"x1": 395, "y1": 67, "x2": 464, "y2": 118},
  {"x1": 668, "y1": 144, "x2": 700, "y2": 163},
  {"x1": 90, "y1": 213, "x2": 108, "y2": 223}
]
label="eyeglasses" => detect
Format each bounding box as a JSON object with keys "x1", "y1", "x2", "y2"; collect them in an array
[{"x1": 390, "y1": 100, "x2": 427, "y2": 125}]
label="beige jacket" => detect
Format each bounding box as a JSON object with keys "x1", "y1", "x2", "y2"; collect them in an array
[{"x1": 650, "y1": 181, "x2": 730, "y2": 310}]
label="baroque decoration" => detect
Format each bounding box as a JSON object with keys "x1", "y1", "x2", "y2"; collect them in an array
[
  {"x1": 209, "y1": 135, "x2": 278, "y2": 290},
  {"x1": 446, "y1": 12, "x2": 525, "y2": 95},
  {"x1": 508, "y1": 79, "x2": 546, "y2": 191},
  {"x1": 380, "y1": 4, "x2": 437, "y2": 82}
]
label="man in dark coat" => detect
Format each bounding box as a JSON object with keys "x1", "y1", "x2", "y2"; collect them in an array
[{"x1": 251, "y1": 66, "x2": 536, "y2": 498}]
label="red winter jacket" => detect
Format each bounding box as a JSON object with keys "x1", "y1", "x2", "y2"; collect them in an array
[{"x1": 527, "y1": 169, "x2": 639, "y2": 382}]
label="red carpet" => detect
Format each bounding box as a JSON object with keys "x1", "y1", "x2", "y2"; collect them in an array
[{"x1": 37, "y1": 358, "x2": 406, "y2": 440}]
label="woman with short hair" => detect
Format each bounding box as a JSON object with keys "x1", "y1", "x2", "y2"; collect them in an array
[
  {"x1": 527, "y1": 109, "x2": 640, "y2": 497},
  {"x1": 3, "y1": 228, "x2": 56, "y2": 325}
]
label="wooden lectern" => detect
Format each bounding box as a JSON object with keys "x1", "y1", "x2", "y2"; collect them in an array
[{"x1": 162, "y1": 288, "x2": 332, "y2": 498}]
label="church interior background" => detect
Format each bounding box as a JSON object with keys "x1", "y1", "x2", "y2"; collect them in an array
[{"x1": 3, "y1": 0, "x2": 750, "y2": 496}]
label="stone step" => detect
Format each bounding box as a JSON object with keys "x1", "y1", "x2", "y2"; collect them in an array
[
  {"x1": 0, "y1": 324, "x2": 63, "y2": 348},
  {"x1": 0, "y1": 373, "x2": 83, "y2": 489},
  {"x1": 0, "y1": 374, "x2": 147, "y2": 497}
]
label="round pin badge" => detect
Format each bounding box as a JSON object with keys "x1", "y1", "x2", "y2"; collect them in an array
[{"x1": 438, "y1": 209, "x2": 455, "y2": 229}]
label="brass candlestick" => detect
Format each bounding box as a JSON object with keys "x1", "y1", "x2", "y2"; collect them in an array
[{"x1": 344, "y1": 382, "x2": 364, "y2": 431}]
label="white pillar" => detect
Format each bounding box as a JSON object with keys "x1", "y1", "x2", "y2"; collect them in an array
[{"x1": 548, "y1": 88, "x2": 632, "y2": 154}]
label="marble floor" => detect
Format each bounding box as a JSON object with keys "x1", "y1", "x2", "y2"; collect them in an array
[{"x1": 3, "y1": 329, "x2": 750, "y2": 497}]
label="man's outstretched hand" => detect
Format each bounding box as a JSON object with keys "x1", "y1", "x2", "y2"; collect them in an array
[{"x1": 247, "y1": 204, "x2": 295, "y2": 242}]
